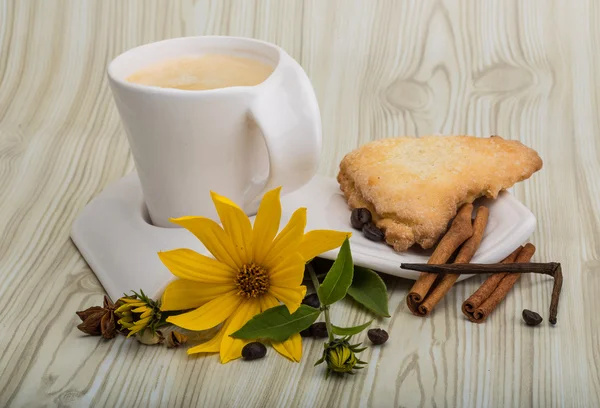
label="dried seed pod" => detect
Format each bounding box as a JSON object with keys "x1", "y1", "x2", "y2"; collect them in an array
[
  {"x1": 166, "y1": 331, "x2": 188, "y2": 348},
  {"x1": 76, "y1": 296, "x2": 120, "y2": 338},
  {"x1": 310, "y1": 322, "x2": 328, "y2": 338},
  {"x1": 100, "y1": 312, "x2": 117, "y2": 339},
  {"x1": 351, "y1": 208, "x2": 372, "y2": 230},
  {"x1": 136, "y1": 330, "x2": 165, "y2": 345},
  {"x1": 367, "y1": 328, "x2": 389, "y2": 345},
  {"x1": 301, "y1": 293, "x2": 320, "y2": 309},
  {"x1": 363, "y1": 222, "x2": 385, "y2": 242},
  {"x1": 76, "y1": 306, "x2": 104, "y2": 322},
  {"x1": 77, "y1": 311, "x2": 105, "y2": 336},
  {"x1": 242, "y1": 342, "x2": 267, "y2": 360},
  {"x1": 522, "y1": 309, "x2": 543, "y2": 326}
]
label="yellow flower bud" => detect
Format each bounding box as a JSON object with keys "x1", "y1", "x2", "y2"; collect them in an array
[
  {"x1": 115, "y1": 290, "x2": 162, "y2": 338},
  {"x1": 315, "y1": 337, "x2": 367, "y2": 378},
  {"x1": 327, "y1": 344, "x2": 358, "y2": 374}
]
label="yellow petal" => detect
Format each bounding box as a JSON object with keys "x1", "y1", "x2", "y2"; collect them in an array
[
  {"x1": 161, "y1": 279, "x2": 237, "y2": 311},
  {"x1": 272, "y1": 333, "x2": 302, "y2": 362},
  {"x1": 170, "y1": 216, "x2": 243, "y2": 270},
  {"x1": 220, "y1": 299, "x2": 261, "y2": 363},
  {"x1": 119, "y1": 320, "x2": 133, "y2": 328},
  {"x1": 263, "y1": 208, "x2": 307, "y2": 271},
  {"x1": 127, "y1": 326, "x2": 144, "y2": 337},
  {"x1": 115, "y1": 304, "x2": 133, "y2": 314},
  {"x1": 259, "y1": 292, "x2": 280, "y2": 312},
  {"x1": 252, "y1": 187, "x2": 282, "y2": 265},
  {"x1": 187, "y1": 326, "x2": 225, "y2": 355},
  {"x1": 268, "y1": 253, "x2": 305, "y2": 288},
  {"x1": 269, "y1": 285, "x2": 307, "y2": 314},
  {"x1": 120, "y1": 298, "x2": 145, "y2": 304},
  {"x1": 211, "y1": 192, "x2": 253, "y2": 264},
  {"x1": 132, "y1": 306, "x2": 149, "y2": 313},
  {"x1": 298, "y1": 230, "x2": 351, "y2": 262},
  {"x1": 166, "y1": 291, "x2": 242, "y2": 331},
  {"x1": 134, "y1": 316, "x2": 152, "y2": 326},
  {"x1": 158, "y1": 249, "x2": 236, "y2": 283}
]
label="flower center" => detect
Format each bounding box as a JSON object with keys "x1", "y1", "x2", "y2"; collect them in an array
[{"x1": 235, "y1": 263, "x2": 270, "y2": 298}]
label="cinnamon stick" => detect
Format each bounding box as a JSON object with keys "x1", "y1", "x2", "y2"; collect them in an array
[
  {"x1": 467, "y1": 244, "x2": 536, "y2": 323},
  {"x1": 462, "y1": 246, "x2": 522, "y2": 314},
  {"x1": 401, "y1": 260, "x2": 563, "y2": 325},
  {"x1": 406, "y1": 204, "x2": 474, "y2": 315},
  {"x1": 417, "y1": 206, "x2": 489, "y2": 316}
]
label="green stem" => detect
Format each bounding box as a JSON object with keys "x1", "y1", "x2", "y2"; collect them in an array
[
  {"x1": 307, "y1": 263, "x2": 321, "y2": 291},
  {"x1": 307, "y1": 263, "x2": 335, "y2": 342},
  {"x1": 323, "y1": 307, "x2": 334, "y2": 342}
]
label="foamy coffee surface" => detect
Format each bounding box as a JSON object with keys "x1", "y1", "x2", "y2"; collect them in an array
[{"x1": 126, "y1": 54, "x2": 273, "y2": 91}]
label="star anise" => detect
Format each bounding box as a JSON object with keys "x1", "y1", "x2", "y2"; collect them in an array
[{"x1": 76, "y1": 296, "x2": 120, "y2": 339}]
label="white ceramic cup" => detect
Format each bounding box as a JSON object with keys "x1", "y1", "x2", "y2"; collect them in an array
[{"x1": 107, "y1": 36, "x2": 321, "y2": 227}]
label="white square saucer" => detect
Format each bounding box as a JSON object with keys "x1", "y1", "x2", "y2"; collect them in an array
[{"x1": 71, "y1": 173, "x2": 536, "y2": 300}]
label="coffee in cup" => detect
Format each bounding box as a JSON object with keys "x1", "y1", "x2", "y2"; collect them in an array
[{"x1": 126, "y1": 54, "x2": 274, "y2": 91}]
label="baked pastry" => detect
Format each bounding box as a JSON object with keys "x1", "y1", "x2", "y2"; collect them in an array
[{"x1": 337, "y1": 135, "x2": 542, "y2": 252}]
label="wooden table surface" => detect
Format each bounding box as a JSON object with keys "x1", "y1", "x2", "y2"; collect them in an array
[{"x1": 1, "y1": 1, "x2": 599, "y2": 407}]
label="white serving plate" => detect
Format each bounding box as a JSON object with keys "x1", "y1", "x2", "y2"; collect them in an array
[{"x1": 71, "y1": 173, "x2": 536, "y2": 300}]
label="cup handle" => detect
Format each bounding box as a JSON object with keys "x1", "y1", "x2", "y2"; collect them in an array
[{"x1": 249, "y1": 51, "x2": 322, "y2": 203}]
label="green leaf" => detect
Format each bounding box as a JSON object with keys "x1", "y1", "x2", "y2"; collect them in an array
[
  {"x1": 331, "y1": 320, "x2": 373, "y2": 336},
  {"x1": 317, "y1": 238, "x2": 354, "y2": 305},
  {"x1": 230, "y1": 305, "x2": 320, "y2": 342},
  {"x1": 347, "y1": 266, "x2": 390, "y2": 317},
  {"x1": 314, "y1": 355, "x2": 326, "y2": 366}
]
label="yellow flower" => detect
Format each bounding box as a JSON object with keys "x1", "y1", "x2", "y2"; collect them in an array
[{"x1": 159, "y1": 187, "x2": 350, "y2": 363}]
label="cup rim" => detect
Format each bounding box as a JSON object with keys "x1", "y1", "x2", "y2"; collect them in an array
[{"x1": 107, "y1": 35, "x2": 283, "y2": 95}]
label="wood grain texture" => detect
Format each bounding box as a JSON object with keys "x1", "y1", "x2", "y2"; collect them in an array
[{"x1": 0, "y1": 0, "x2": 599, "y2": 406}]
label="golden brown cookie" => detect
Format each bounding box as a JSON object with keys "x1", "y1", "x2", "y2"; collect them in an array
[{"x1": 337, "y1": 135, "x2": 542, "y2": 252}]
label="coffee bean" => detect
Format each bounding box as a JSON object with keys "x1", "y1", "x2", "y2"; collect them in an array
[
  {"x1": 300, "y1": 328, "x2": 312, "y2": 338},
  {"x1": 241, "y1": 342, "x2": 267, "y2": 360},
  {"x1": 301, "y1": 293, "x2": 320, "y2": 309},
  {"x1": 351, "y1": 208, "x2": 372, "y2": 230},
  {"x1": 522, "y1": 309, "x2": 543, "y2": 326},
  {"x1": 367, "y1": 328, "x2": 389, "y2": 345},
  {"x1": 363, "y1": 222, "x2": 385, "y2": 242},
  {"x1": 310, "y1": 322, "x2": 328, "y2": 338}
]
